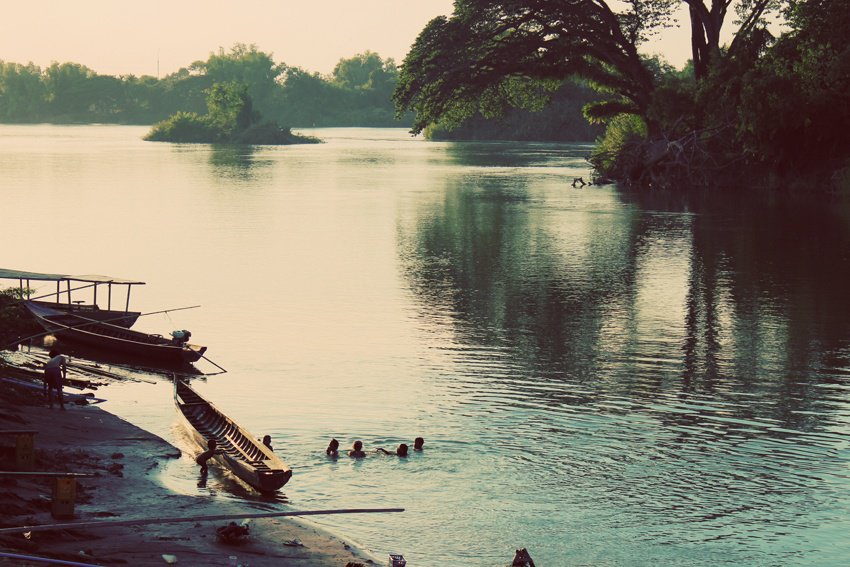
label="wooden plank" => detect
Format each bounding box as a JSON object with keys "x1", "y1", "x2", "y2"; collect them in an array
[
  {"x1": 0, "y1": 471, "x2": 96, "y2": 478},
  {"x1": 0, "y1": 507, "x2": 405, "y2": 534}
]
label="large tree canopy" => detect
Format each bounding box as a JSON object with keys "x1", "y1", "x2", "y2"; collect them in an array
[
  {"x1": 395, "y1": 0, "x2": 664, "y2": 134},
  {"x1": 394, "y1": 0, "x2": 783, "y2": 135}
]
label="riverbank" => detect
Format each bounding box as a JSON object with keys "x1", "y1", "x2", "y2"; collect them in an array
[{"x1": 0, "y1": 373, "x2": 377, "y2": 566}]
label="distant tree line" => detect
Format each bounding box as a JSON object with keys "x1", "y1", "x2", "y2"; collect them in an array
[
  {"x1": 0, "y1": 44, "x2": 407, "y2": 128},
  {"x1": 0, "y1": 43, "x2": 602, "y2": 142}
]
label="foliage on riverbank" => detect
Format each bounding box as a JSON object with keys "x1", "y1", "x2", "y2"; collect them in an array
[
  {"x1": 587, "y1": 0, "x2": 850, "y2": 191},
  {"x1": 424, "y1": 80, "x2": 603, "y2": 142},
  {"x1": 0, "y1": 288, "x2": 39, "y2": 349},
  {"x1": 395, "y1": 0, "x2": 850, "y2": 192},
  {"x1": 0, "y1": 45, "x2": 407, "y2": 128},
  {"x1": 144, "y1": 81, "x2": 320, "y2": 145}
]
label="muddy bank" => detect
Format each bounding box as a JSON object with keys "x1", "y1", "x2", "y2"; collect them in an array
[{"x1": 0, "y1": 371, "x2": 378, "y2": 566}]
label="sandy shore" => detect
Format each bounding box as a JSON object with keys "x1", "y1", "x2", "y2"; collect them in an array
[{"x1": 0, "y1": 372, "x2": 378, "y2": 566}]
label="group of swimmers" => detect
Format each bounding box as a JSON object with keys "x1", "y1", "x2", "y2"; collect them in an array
[
  {"x1": 326, "y1": 437, "x2": 424, "y2": 458},
  {"x1": 197, "y1": 435, "x2": 424, "y2": 472}
]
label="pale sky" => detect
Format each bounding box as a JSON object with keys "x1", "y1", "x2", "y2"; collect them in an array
[{"x1": 1, "y1": 1, "x2": 694, "y2": 78}]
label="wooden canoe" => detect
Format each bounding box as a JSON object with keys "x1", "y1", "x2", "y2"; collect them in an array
[
  {"x1": 25, "y1": 301, "x2": 206, "y2": 366},
  {"x1": 29, "y1": 300, "x2": 140, "y2": 328},
  {"x1": 174, "y1": 380, "x2": 292, "y2": 492}
]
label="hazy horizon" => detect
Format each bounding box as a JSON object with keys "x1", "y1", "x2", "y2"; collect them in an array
[
  {"x1": 3, "y1": 1, "x2": 697, "y2": 78},
  {"x1": 2, "y1": 1, "x2": 456, "y2": 77}
]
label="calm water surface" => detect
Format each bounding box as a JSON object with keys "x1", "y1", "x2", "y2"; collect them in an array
[{"x1": 3, "y1": 125, "x2": 850, "y2": 565}]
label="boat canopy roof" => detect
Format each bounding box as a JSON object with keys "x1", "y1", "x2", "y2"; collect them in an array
[{"x1": 0, "y1": 268, "x2": 145, "y2": 286}]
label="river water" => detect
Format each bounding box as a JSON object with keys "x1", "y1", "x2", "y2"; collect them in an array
[{"x1": 3, "y1": 125, "x2": 850, "y2": 565}]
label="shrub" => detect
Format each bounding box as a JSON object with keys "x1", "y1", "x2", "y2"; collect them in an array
[
  {"x1": 230, "y1": 122, "x2": 321, "y2": 145},
  {"x1": 589, "y1": 114, "x2": 648, "y2": 182},
  {"x1": 144, "y1": 112, "x2": 220, "y2": 143}
]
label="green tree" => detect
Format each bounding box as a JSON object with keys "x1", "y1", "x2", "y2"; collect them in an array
[
  {"x1": 394, "y1": 0, "x2": 670, "y2": 135},
  {"x1": 156, "y1": 68, "x2": 212, "y2": 117},
  {"x1": 192, "y1": 44, "x2": 283, "y2": 117},
  {"x1": 333, "y1": 51, "x2": 388, "y2": 89},
  {"x1": 687, "y1": 0, "x2": 783, "y2": 81},
  {"x1": 0, "y1": 287, "x2": 40, "y2": 348},
  {"x1": 326, "y1": 52, "x2": 403, "y2": 122},
  {"x1": 277, "y1": 67, "x2": 344, "y2": 126},
  {"x1": 394, "y1": 0, "x2": 786, "y2": 134},
  {"x1": 0, "y1": 61, "x2": 46, "y2": 121},
  {"x1": 44, "y1": 62, "x2": 97, "y2": 118},
  {"x1": 206, "y1": 81, "x2": 259, "y2": 134},
  {"x1": 735, "y1": 0, "x2": 850, "y2": 177}
]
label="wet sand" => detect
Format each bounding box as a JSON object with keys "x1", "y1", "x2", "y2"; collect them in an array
[{"x1": 0, "y1": 375, "x2": 377, "y2": 566}]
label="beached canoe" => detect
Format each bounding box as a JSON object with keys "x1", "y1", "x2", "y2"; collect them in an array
[
  {"x1": 174, "y1": 379, "x2": 292, "y2": 492},
  {"x1": 25, "y1": 301, "x2": 206, "y2": 366}
]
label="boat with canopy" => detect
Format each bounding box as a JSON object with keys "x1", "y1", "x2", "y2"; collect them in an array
[
  {"x1": 0, "y1": 268, "x2": 144, "y2": 328},
  {"x1": 0, "y1": 268, "x2": 206, "y2": 366}
]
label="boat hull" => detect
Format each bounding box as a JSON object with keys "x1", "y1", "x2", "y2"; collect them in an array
[
  {"x1": 174, "y1": 380, "x2": 291, "y2": 492},
  {"x1": 29, "y1": 300, "x2": 141, "y2": 328},
  {"x1": 25, "y1": 301, "x2": 206, "y2": 366}
]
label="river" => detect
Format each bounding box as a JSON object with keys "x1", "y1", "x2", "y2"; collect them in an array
[{"x1": 2, "y1": 124, "x2": 850, "y2": 565}]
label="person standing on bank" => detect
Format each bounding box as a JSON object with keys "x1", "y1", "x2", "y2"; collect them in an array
[{"x1": 43, "y1": 349, "x2": 67, "y2": 410}]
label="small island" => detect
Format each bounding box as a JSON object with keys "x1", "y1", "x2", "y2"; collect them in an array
[{"x1": 145, "y1": 80, "x2": 320, "y2": 145}]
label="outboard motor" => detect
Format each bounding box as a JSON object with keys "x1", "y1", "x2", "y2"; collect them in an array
[{"x1": 170, "y1": 329, "x2": 192, "y2": 346}]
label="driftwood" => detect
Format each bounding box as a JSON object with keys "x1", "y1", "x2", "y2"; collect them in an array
[
  {"x1": 636, "y1": 123, "x2": 744, "y2": 189},
  {"x1": 591, "y1": 122, "x2": 746, "y2": 190}
]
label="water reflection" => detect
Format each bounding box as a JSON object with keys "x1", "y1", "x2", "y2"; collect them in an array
[
  {"x1": 208, "y1": 145, "x2": 272, "y2": 181},
  {"x1": 6, "y1": 125, "x2": 850, "y2": 564},
  {"x1": 398, "y1": 147, "x2": 850, "y2": 563},
  {"x1": 445, "y1": 140, "x2": 592, "y2": 169},
  {"x1": 399, "y1": 173, "x2": 642, "y2": 379}
]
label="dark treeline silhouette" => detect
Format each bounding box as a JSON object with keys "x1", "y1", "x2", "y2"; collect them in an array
[
  {"x1": 0, "y1": 44, "x2": 407, "y2": 128},
  {"x1": 395, "y1": 0, "x2": 850, "y2": 191}
]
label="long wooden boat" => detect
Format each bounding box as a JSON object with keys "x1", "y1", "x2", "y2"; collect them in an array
[
  {"x1": 27, "y1": 300, "x2": 140, "y2": 328},
  {"x1": 25, "y1": 301, "x2": 206, "y2": 366},
  {"x1": 174, "y1": 380, "x2": 292, "y2": 492}
]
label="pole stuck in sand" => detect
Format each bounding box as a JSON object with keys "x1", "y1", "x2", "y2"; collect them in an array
[{"x1": 0, "y1": 507, "x2": 405, "y2": 535}]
